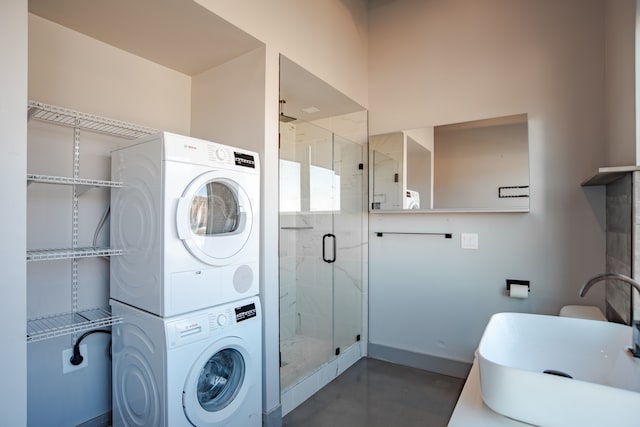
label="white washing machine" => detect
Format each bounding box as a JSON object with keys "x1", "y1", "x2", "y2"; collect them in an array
[
  {"x1": 111, "y1": 296, "x2": 262, "y2": 427},
  {"x1": 110, "y1": 132, "x2": 260, "y2": 316}
]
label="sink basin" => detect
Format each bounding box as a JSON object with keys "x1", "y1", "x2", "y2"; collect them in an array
[{"x1": 478, "y1": 312, "x2": 640, "y2": 427}]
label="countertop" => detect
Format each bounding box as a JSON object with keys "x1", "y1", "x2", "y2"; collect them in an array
[
  {"x1": 447, "y1": 359, "x2": 532, "y2": 427},
  {"x1": 581, "y1": 165, "x2": 640, "y2": 186}
]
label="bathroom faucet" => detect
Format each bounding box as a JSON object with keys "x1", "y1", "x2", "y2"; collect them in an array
[{"x1": 580, "y1": 272, "x2": 640, "y2": 358}]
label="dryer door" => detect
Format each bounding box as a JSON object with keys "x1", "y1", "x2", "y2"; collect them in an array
[
  {"x1": 183, "y1": 338, "x2": 256, "y2": 426},
  {"x1": 177, "y1": 171, "x2": 254, "y2": 265}
]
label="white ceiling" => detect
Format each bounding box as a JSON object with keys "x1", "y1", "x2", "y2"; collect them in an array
[{"x1": 28, "y1": 0, "x2": 263, "y2": 76}]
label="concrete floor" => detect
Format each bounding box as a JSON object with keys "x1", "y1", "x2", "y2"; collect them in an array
[{"x1": 282, "y1": 357, "x2": 465, "y2": 427}]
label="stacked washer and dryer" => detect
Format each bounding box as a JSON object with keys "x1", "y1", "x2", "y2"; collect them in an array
[{"x1": 109, "y1": 132, "x2": 261, "y2": 426}]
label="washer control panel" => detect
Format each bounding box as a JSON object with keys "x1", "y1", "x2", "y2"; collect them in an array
[
  {"x1": 166, "y1": 298, "x2": 259, "y2": 349},
  {"x1": 209, "y1": 307, "x2": 235, "y2": 331},
  {"x1": 234, "y1": 302, "x2": 257, "y2": 322},
  {"x1": 166, "y1": 313, "x2": 211, "y2": 348},
  {"x1": 216, "y1": 313, "x2": 228, "y2": 327}
]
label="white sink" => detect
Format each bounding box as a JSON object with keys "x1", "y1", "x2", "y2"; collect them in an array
[{"x1": 477, "y1": 312, "x2": 640, "y2": 427}]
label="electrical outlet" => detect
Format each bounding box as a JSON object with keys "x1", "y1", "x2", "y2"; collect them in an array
[{"x1": 62, "y1": 344, "x2": 88, "y2": 373}]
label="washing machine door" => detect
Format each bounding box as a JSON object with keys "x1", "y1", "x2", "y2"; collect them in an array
[
  {"x1": 183, "y1": 338, "x2": 255, "y2": 426},
  {"x1": 177, "y1": 172, "x2": 254, "y2": 265}
]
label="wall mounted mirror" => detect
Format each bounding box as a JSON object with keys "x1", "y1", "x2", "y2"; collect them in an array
[{"x1": 369, "y1": 113, "x2": 530, "y2": 212}]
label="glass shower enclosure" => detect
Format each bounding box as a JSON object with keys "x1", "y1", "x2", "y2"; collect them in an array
[{"x1": 279, "y1": 118, "x2": 364, "y2": 391}]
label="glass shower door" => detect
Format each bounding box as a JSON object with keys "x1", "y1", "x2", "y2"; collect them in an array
[
  {"x1": 279, "y1": 121, "x2": 334, "y2": 390},
  {"x1": 279, "y1": 121, "x2": 363, "y2": 391},
  {"x1": 332, "y1": 135, "x2": 363, "y2": 355}
]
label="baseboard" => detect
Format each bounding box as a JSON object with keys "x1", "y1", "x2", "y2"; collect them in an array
[
  {"x1": 368, "y1": 343, "x2": 471, "y2": 379},
  {"x1": 263, "y1": 404, "x2": 282, "y2": 427}
]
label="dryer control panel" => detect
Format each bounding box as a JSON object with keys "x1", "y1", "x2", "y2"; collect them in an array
[{"x1": 162, "y1": 132, "x2": 260, "y2": 173}]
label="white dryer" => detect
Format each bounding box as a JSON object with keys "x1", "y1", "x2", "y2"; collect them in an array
[
  {"x1": 110, "y1": 132, "x2": 260, "y2": 316},
  {"x1": 111, "y1": 296, "x2": 262, "y2": 427},
  {"x1": 403, "y1": 189, "x2": 420, "y2": 209}
]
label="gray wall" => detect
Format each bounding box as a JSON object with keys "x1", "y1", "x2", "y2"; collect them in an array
[
  {"x1": 0, "y1": 1, "x2": 27, "y2": 425},
  {"x1": 368, "y1": 0, "x2": 608, "y2": 366}
]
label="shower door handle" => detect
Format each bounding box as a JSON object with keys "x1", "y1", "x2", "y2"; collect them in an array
[{"x1": 322, "y1": 233, "x2": 336, "y2": 263}]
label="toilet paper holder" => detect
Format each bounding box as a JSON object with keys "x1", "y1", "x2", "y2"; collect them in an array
[{"x1": 506, "y1": 279, "x2": 530, "y2": 292}]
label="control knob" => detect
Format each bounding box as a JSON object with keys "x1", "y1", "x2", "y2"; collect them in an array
[{"x1": 216, "y1": 314, "x2": 227, "y2": 327}]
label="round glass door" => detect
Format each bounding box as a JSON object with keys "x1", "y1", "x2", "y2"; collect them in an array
[
  {"x1": 183, "y1": 338, "x2": 255, "y2": 426},
  {"x1": 196, "y1": 348, "x2": 245, "y2": 412},
  {"x1": 189, "y1": 182, "x2": 240, "y2": 236},
  {"x1": 177, "y1": 172, "x2": 254, "y2": 265}
]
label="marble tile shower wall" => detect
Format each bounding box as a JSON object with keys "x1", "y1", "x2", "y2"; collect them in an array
[
  {"x1": 605, "y1": 173, "x2": 632, "y2": 324},
  {"x1": 295, "y1": 213, "x2": 334, "y2": 340},
  {"x1": 279, "y1": 199, "x2": 363, "y2": 343},
  {"x1": 279, "y1": 213, "x2": 334, "y2": 342},
  {"x1": 280, "y1": 212, "x2": 363, "y2": 343},
  {"x1": 279, "y1": 121, "x2": 302, "y2": 342},
  {"x1": 279, "y1": 215, "x2": 298, "y2": 341}
]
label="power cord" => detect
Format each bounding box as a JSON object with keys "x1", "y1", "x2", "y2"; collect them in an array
[{"x1": 70, "y1": 329, "x2": 112, "y2": 366}]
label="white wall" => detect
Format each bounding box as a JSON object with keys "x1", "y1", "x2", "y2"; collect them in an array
[
  {"x1": 195, "y1": 0, "x2": 369, "y2": 108},
  {"x1": 17, "y1": 2, "x2": 369, "y2": 423},
  {"x1": 0, "y1": 0, "x2": 27, "y2": 425},
  {"x1": 191, "y1": 47, "x2": 266, "y2": 153},
  {"x1": 29, "y1": 14, "x2": 192, "y2": 133},
  {"x1": 604, "y1": 0, "x2": 636, "y2": 165},
  {"x1": 195, "y1": 1, "x2": 369, "y2": 419},
  {"x1": 368, "y1": 0, "x2": 607, "y2": 365},
  {"x1": 26, "y1": 15, "x2": 196, "y2": 426}
]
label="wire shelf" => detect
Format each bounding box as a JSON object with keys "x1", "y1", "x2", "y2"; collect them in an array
[
  {"x1": 27, "y1": 308, "x2": 122, "y2": 343},
  {"x1": 27, "y1": 100, "x2": 157, "y2": 139},
  {"x1": 26, "y1": 100, "x2": 142, "y2": 343},
  {"x1": 27, "y1": 247, "x2": 123, "y2": 262},
  {"x1": 27, "y1": 174, "x2": 123, "y2": 189}
]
